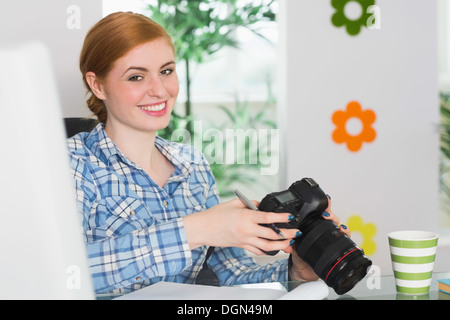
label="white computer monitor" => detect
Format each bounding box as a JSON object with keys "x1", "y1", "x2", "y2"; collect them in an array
[{"x1": 0, "y1": 41, "x2": 94, "y2": 299}]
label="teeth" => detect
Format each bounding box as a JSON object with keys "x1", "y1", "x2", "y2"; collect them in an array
[{"x1": 138, "y1": 102, "x2": 165, "y2": 112}]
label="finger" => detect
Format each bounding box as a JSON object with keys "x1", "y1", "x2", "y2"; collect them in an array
[
  {"x1": 326, "y1": 194, "x2": 332, "y2": 212},
  {"x1": 254, "y1": 211, "x2": 292, "y2": 225},
  {"x1": 254, "y1": 223, "x2": 297, "y2": 241},
  {"x1": 255, "y1": 224, "x2": 286, "y2": 240},
  {"x1": 322, "y1": 211, "x2": 351, "y2": 237},
  {"x1": 242, "y1": 244, "x2": 265, "y2": 256},
  {"x1": 254, "y1": 237, "x2": 292, "y2": 254},
  {"x1": 252, "y1": 213, "x2": 300, "y2": 241},
  {"x1": 242, "y1": 239, "x2": 287, "y2": 256},
  {"x1": 282, "y1": 246, "x2": 294, "y2": 254},
  {"x1": 322, "y1": 210, "x2": 340, "y2": 225},
  {"x1": 340, "y1": 224, "x2": 351, "y2": 237},
  {"x1": 281, "y1": 236, "x2": 301, "y2": 253}
]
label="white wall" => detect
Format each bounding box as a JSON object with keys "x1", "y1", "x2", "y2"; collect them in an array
[
  {"x1": 0, "y1": 0, "x2": 102, "y2": 118},
  {"x1": 279, "y1": 0, "x2": 444, "y2": 274}
]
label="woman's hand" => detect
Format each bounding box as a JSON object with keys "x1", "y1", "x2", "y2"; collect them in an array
[
  {"x1": 285, "y1": 196, "x2": 351, "y2": 282},
  {"x1": 182, "y1": 198, "x2": 300, "y2": 255}
]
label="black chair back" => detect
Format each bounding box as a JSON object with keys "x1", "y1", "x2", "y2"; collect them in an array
[{"x1": 64, "y1": 117, "x2": 98, "y2": 138}]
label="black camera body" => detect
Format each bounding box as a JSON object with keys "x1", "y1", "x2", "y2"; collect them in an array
[{"x1": 258, "y1": 178, "x2": 372, "y2": 295}]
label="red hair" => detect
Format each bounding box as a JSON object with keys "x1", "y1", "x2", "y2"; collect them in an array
[{"x1": 79, "y1": 12, "x2": 174, "y2": 123}]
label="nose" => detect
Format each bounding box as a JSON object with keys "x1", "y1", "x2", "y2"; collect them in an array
[{"x1": 146, "y1": 76, "x2": 168, "y2": 98}]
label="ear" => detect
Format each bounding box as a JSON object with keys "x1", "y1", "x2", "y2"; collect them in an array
[{"x1": 85, "y1": 71, "x2": 106, "y2": 100}]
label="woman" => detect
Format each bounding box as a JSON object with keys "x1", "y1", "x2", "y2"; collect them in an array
[{"x1": 68, "y1": 11, "x2": 349, "y2": 294}]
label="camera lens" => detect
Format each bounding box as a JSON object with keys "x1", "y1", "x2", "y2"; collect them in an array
[
  {"x1": 258, "y1": 178, "x2": 372, "y2": 295},
  {"x1": 295, "y1": 217, "x2": 372, "y2": 295},
  {"x1": 326, "y1": 248, "x2": 372, "y2": 295}
]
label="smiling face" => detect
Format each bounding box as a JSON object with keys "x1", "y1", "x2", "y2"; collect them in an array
[{"x1": 87, "y1": 38, "x2": 179, "y2": 137}]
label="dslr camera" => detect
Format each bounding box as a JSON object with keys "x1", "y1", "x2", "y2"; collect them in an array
[{"x1": 258, "y1": 178, "x2": 372, "y2": 295}]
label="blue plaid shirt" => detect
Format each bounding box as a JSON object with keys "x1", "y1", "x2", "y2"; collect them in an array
[{"x1": 67, "y1": 123, "x2": 288, "y2": 294}]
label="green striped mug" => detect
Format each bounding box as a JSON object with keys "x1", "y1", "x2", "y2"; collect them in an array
[{"x1": 388, "y1": 230, "x2": 438, "y2": 295}]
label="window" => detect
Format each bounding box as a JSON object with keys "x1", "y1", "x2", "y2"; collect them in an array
[
  {"x1": 439, "y1": 0, "x2": 450, "y2": 92},
  {"x1": 177, "y1": 20, "x2": 278, "y2": 104},
  {"x1": 438, "y1": 0, "x2": 450, "y2": 234},
  {"x1": 103, "y1": 0, "x2": 279, "y2": 104}
]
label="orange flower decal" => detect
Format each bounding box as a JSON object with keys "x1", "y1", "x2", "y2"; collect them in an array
[{"x1": 332, "y1": 101, "x2": 376, "y2": 152}]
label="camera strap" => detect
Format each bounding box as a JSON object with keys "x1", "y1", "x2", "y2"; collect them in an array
[
  {"x1": 194, "y1": 246, "x2": 219, "y2": 286},
  {"x1": 287, "y1": 254, "x2": 293, "y2": 281}
]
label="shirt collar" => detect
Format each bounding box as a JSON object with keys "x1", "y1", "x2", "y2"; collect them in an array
[
  {"x1": 85, "y1": 123, "x2": 121, "y2": 163},
  {"x1": 154, "y1": 135, "x2": 204, "y2": 178},
  {"x1": 85, "y1": 123, "x2": 203, "y2": 176}
]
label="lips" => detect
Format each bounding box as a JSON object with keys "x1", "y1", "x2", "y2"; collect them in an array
[{"x1": 137, "y1": 101, "x2": 167, "y2": 116}]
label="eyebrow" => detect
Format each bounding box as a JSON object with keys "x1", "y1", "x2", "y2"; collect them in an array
[{"x1": 122, "y1": 61, "x2": 176, "y2": 76}]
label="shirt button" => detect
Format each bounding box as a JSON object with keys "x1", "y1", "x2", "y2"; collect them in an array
[
  {"x1": 129, "y1": 210, "x2": 135, "y2": 216},
  {"x1": 163, "y1": 200, "x2": 169, "y2": 207},
  {"x1": 135, "y1": 276, "x2": 142, "y2": 281}
]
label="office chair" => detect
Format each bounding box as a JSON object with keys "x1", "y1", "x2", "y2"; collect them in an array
[{"x1": 64, "y1": 117, "x2": 98, "y2": 138}]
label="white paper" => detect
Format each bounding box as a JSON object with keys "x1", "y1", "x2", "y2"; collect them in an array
[
  {"x1": 277, "y1": 281, "x2": 329, "y2": 300},
  {"x1": 115, "y1": 281, "x2": 328, "y2": 300}
]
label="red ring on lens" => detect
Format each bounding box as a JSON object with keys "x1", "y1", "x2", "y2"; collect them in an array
[{"x1": 324, "y1": 248, "x2": 359, "y2": 282}]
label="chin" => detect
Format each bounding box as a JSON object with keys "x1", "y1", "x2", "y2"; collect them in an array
[{"x1": 143, "y1": 117, "x2": 171, "y2": 133}]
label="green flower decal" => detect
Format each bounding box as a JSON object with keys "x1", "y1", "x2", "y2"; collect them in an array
[{"x1": 331, "y1": 0, "x2": 375, "y2": 36}]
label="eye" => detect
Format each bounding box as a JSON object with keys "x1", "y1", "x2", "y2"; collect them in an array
[
  {"x1": 161, "y1": 68, "x2": 174, "y2": 76},
  {"x1": 128, "y1": 75, "x2": 143, "y2": 81}
]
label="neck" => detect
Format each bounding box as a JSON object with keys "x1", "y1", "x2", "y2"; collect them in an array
[
  {"x1": 105, "y1": 123, "x2": 158, "y2": 170},
  {"x1": 104, "y1": 121, "x2": 175, "y2": 188}
]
